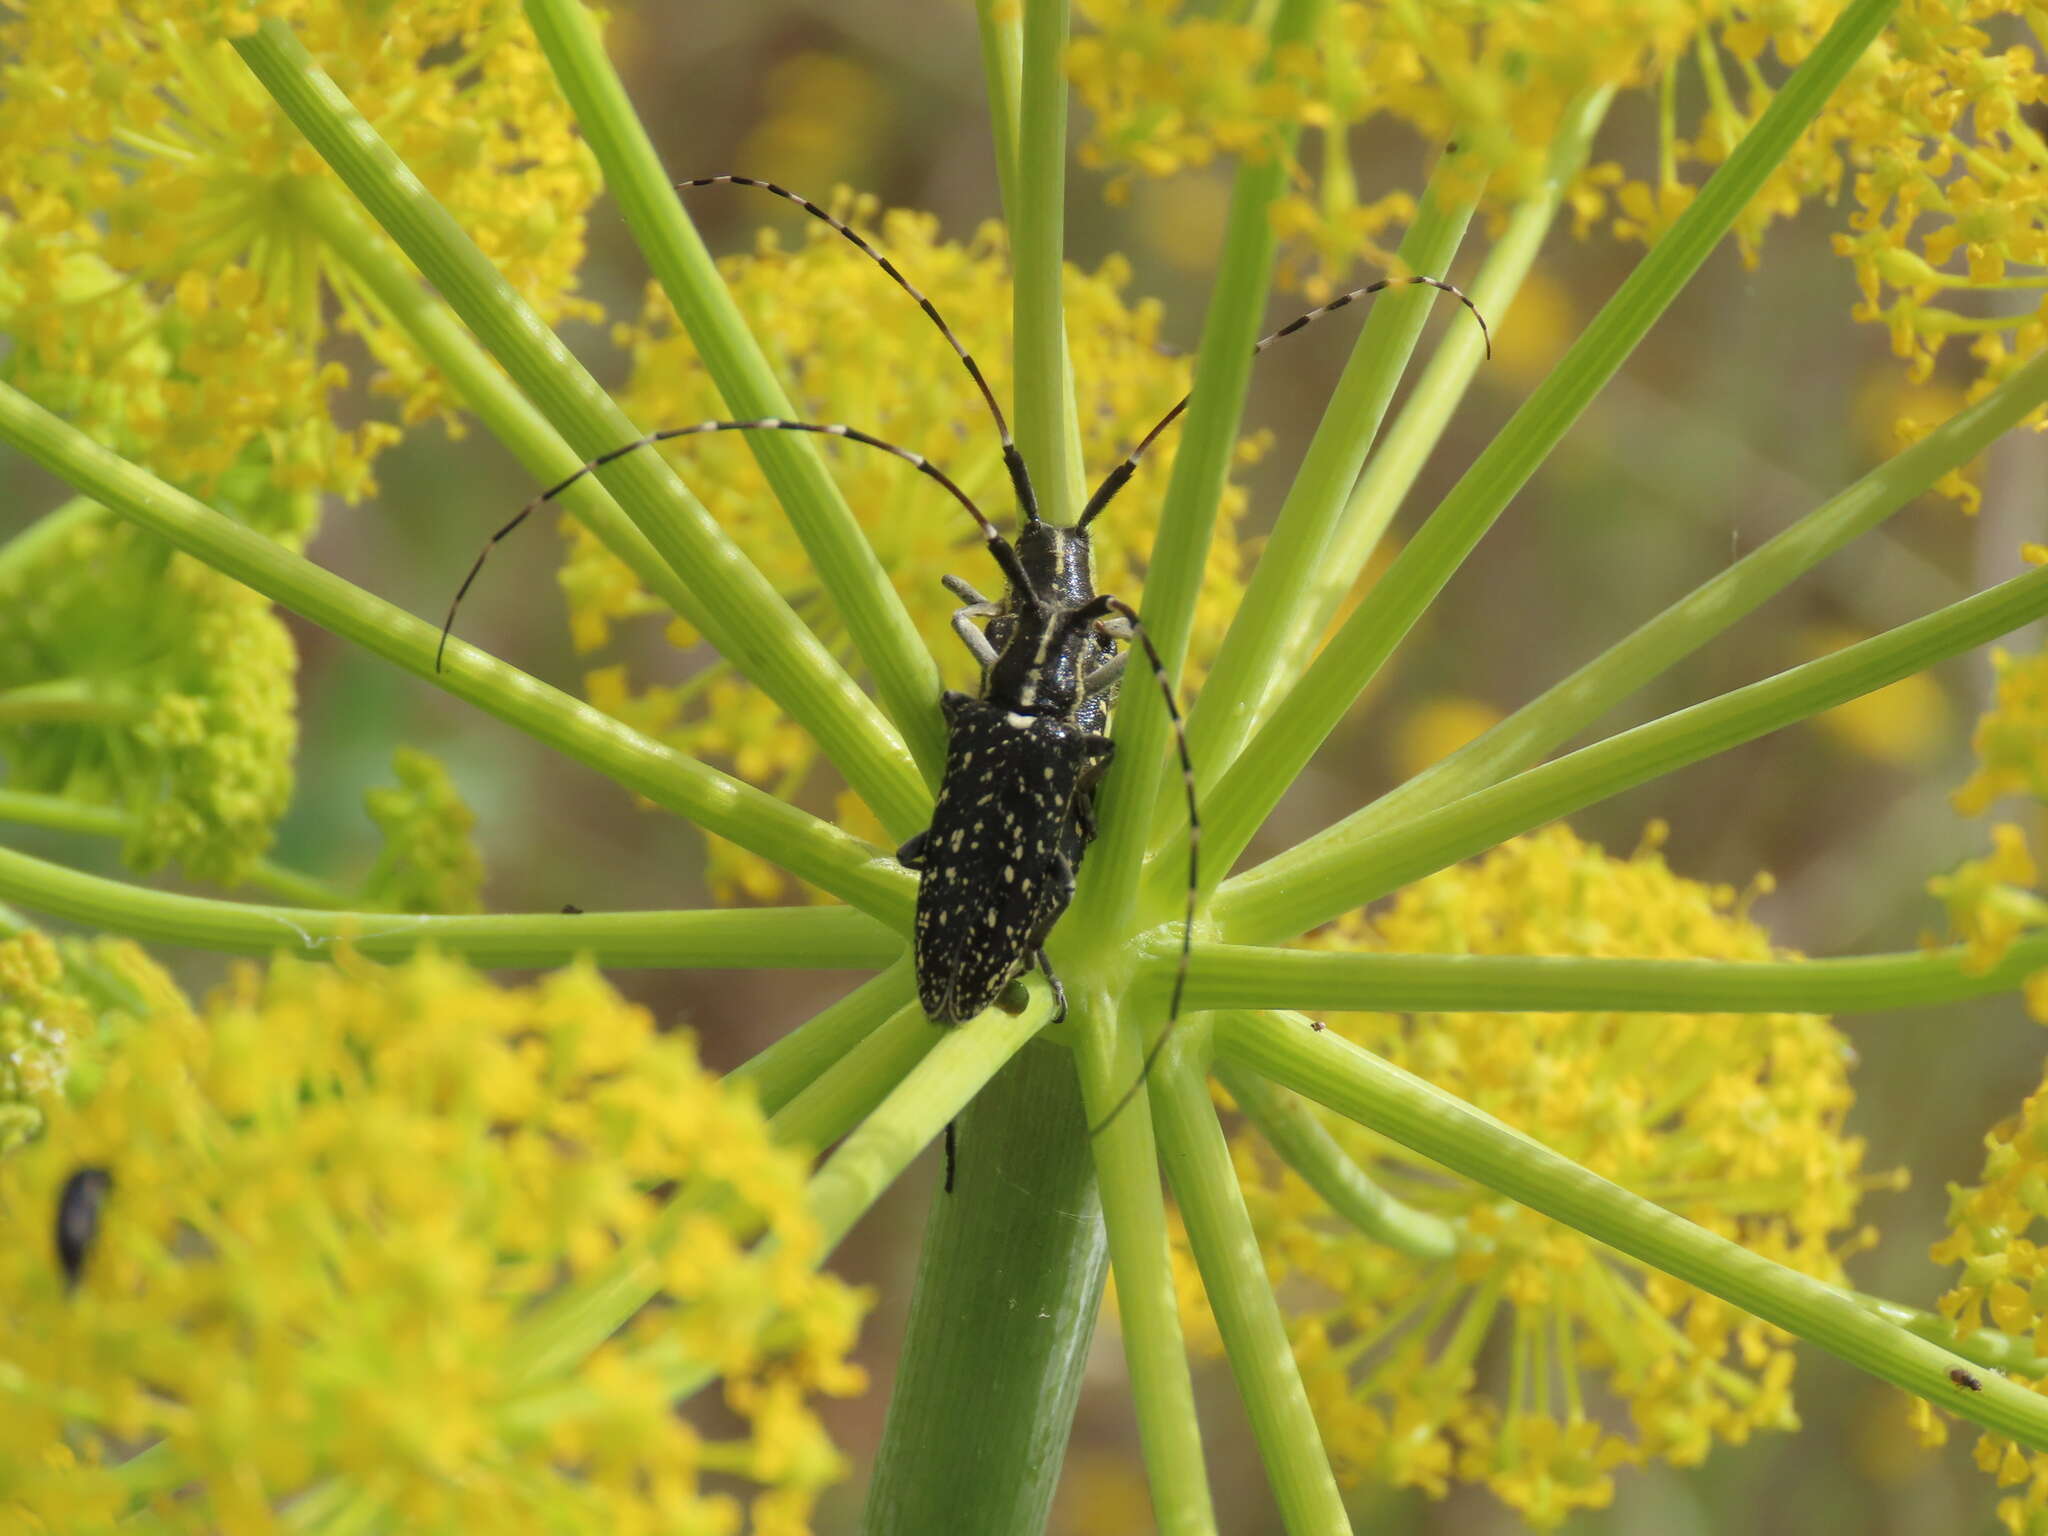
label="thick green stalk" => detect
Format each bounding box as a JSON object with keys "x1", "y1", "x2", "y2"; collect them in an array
[
  {"x1": 0, "y1": 380, "x2": 912, "y2": 924},
  {"x1": 1213, "y1": 560, "x2": 2048, "y2": 939},
  {"x1": 232, "y1": 23, "x2": 931, "y2": 840},
  {"x1": 0, "y1": 840, "x2": 898, "y2": 968},
  {"x1": 1013, "y1": 0, "x2": 1084, "y2": 522},
  {"x1": 1190, "y1": 0, "x2": 1899, "y2": 885},
  {"x1": 1152, "y1": 1055, "x2": 1349, "y2": 1533},
  {"x1": 727, "y1": 961, "x2": 916, "y2": 1116},
  {"x1": 523, "y1": 0, "x2": 947, "y2": 784},
  {"x1": 1181, "y1": 153, "x2": 1481, "y2": 787},
  {"x1": 1175, "y1": 932, "x2": 2048, "y2": 1015},
  {"x1": 1214, "y1": 1009, "x2": 2048, "y2": 1449},
  {"x1": 1217, "y1": 343, "x2": 2048, "y2": 937},
  {"x1": 1214, "y1": 1057, "x2": 1458, "y2": 1261},
  {"x1": 865, "y1": 1042, "x2": 1108, "y2": 1536}
]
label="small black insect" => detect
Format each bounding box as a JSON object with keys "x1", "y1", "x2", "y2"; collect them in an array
[
  {"x1": 1309, "y1": 1019, "x2": 1327, "y2": 1032},
  {"x1": 561, "y1": 903, "x2": 583, "y2": 915},
  {"x1": 55, "y1": 1165, "x2": 112, "y2": 1290},
  {"x1": 1949, "y1": 1366, "x2": 1984, "y2": 1391},
  {"x1": 438, "y1": 175, "x2": 1487, "y2": 1131}
]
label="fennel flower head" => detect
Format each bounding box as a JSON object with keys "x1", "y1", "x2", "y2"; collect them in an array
[
  {"x1": 1188, "y1": 825, "x2": 1884, "y2": 1528},
  {"x1": 1928, "y1": 1071, "x2": 2048, "y2": 1536},
  {"x1": 1069, "y1": 0, "x2": 2048, "y2": 507},
  {"x1": 0, "y1": 519, "x2": 298, "y2": 886},
  {"x1": 582, "y1": 194, "x2": 1262, "y2": 899},
  {"x1": 0, "y1": 950, "x2": 868, "y2": 1534},
  {"x1": 0, "y1": 0, "x2": 601, "y2": 522},
  {"x1": 0, "y1": 926, "x2": 183, "y2": 1156}
]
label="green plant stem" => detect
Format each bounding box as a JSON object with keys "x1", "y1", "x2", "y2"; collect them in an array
[
  {"x1": 1182, "y1": 150, "x2": 1481, "y2": 788},
  {"x1": 769, "y1": 1000, "x2": 939, "y2": 1153},
  {"x1": 1078, "y1": 0, "x2": 1328, "y2": 1003},
  {"x1": 1854, "y1": 1293, "x2": 2048, "y2": 1376},
  {"x1": 286, "y1": 177, "x2": 697, "y2": 633},
  {"x1": 1170, "y1": 931, "x2": 2048, "y2": 1014},
  {"x1": 0, "y1": 679, "x2": 147, "y2": 726},
  {"x1": 0, "y1": 790, "x2": 354, "y2": 909},
  {"x1": 974, "y1": 0, "x2": 1026, "y2": 215},
  {"x1": 1213, "y1": 560, "x2": 2048, "y2": 939},
  {"x1": 1013, "y1": 0, "x2": 1084, "y2": 522},
  {"x1": 1152, "y1": 1053, "x2": 1349, "y2": 1532},
  {"x1": 0, "y1": 840, "x2": 899, "y2": 968},
  {"x1": 1214, "y1": 1058, "x2": 1458, "y2": 1261},
  {"x1": 0, "y1": 495, "x2": 105, "y2": 580},
  {"x1": 523, "y1": 0, "x2": 947, "y2": 785},
  {"x1": 1213, "y1": 1008, "x2": 2048, "y2": 1448},
  {"x1": 1189, "y1": 0, "x2": 1898, "y2": 886},
  {"x1": 231, "y1": 23, "x2": 930, "y2": 841},
  {"x1": 1214, "y1": 343, "x2": 2048, "y2": 939},
  {"x1": 865, "y1": 1041, "x2": 1108, "y2": 1536},
  {"x1": 1283, "y1": 87, "x2": 1613, "y2": 686},
  {"x1": 512, "y1": 990, "x2": 1053, "y2": 1398},
  {"x1": 0, "y1": 381, "x2": 913, "y2": 923},
  {"x1": 1070, "y1": 988, "x2": 1217, "y2": 1535},
  {"x1": 727, "y1": 960, "x2": 916, "y2": 1116}
]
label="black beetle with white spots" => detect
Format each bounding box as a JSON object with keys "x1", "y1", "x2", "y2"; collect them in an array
[{"x1": 437, "y1": 174, "x2": 1490, "y2": 1148}]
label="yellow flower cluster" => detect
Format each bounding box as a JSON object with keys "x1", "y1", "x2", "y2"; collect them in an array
[
  {"x1": 0, "y1": 951, "x2": 867, "y2": 1533},
  {"x1": 0, "y1": 517, "x2": 298, "y2": 886},
  {"x1": 1932, "y1": 646, "x2": 2048, "y2": 1007},
  {"x1": 1926, "y1": 1071, "x2": 2048, "y2": 1535},
  {"x1": 361, "y1": 747, "x2": 487, "y2": 915},
  {"x1": 580, "y1": 196, "x2": 1258, "y2": 899},
  {"x1": 0, "y1": 0, "x2": 601, "y2": 512},
  {"x1": 1200, "y1": 824, "x2": 1879, "y2": 1527},
  {"x1": 1070, "y1": 1, "x2": 2048, "y2": 496},
  {"x1": 0, "y1": 927, "x2": 181, "y2": 1155}
]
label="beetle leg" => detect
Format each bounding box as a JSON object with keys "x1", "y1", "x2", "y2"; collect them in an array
[
  {"x1": 942, "y1": 573, "x2": 993, "y2": 606},
  {"x1": 1036, "y1": 949, "x2": 1069, "y2": 1024},
  {"x1": 1082, "y1": 648, "x2": 1128, "y2": 698},
  {"x1": 951, "y1": 606, "x2": 1001, "y2": 669},
  {"x1": 896, "y1": 828, "x2": 929, "y2": 869}
]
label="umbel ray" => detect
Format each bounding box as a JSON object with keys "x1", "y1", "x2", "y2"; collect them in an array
[{"x1": 437, "y1": 174, "x2": 1491, "y2": 1133}]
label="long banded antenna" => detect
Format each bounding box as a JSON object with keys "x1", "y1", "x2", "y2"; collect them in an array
[
  {"x1": 678, "y1": 176, "x2": 1039, "y2": 522},
  {"x1": 435, "y1": 418, "x2": 1030, "y2": 671},
  {"x1": 1076, "y1": 276, "x2": 1493, "y2": 528}
]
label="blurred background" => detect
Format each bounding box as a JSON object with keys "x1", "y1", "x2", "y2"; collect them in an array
[{"x1": 2, "y1": 2, "x2": 2042, "y2": 1530}]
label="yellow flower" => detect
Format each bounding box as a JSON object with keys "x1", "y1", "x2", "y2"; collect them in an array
[
  {"x1": 0, "y1": 951, "x2": 868, "y2": 1532},
  {"x1": 1071, "y1": 1, "x2": 2048, "y2": 503},
  {"x1": 578, "y1": 195, "x2": 1258, "y2": 899},
  {"x1": 0, "y1": 926, "x2": 179, "y2": 1154},
  {"x1": 1927, "y1": 823, "x2": 2048, "y2": 975},
  {"x1": 0, "y1": 0, "x2": 601, "y2": 513},
  {"x1": 1929, "y1": 1064, "x2": 2048, "y2": 1534},
  {"x1": 361, "y1": 747, "x2": 486, "y2": 916},
  {"x1": 1201, "y1": 824, "x2": 1882, "y2": 1527},
  {"x1": 1957, "y1": 649, "x2": 2048, "y2": 815},
  {"x1": 0, "y1": 518, "x2": 297, "y2": 886}
]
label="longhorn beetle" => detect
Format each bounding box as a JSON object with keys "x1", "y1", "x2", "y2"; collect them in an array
[{"x1": 438, "y1": 176, "x2": 1489, "y2": 1135}]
